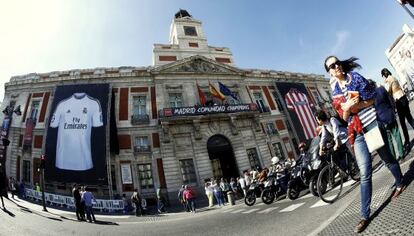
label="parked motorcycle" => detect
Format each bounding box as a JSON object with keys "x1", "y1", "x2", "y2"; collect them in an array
[
  {"x1": 244, "y1": 180, "x2": 264, "y2": 206},
  {"x1": 306, "y1": 136, "x2": 327, "y2": 196},
  {"x1": 261, "y1": 169, "x2": 289, "y2": 204},
  {"x1": 286, "y1": 154, "x2": 313, "y2": 200}
]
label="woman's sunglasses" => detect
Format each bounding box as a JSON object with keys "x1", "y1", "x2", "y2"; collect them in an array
[{"x1": 327, "y1": 61, "x2": 341, "y2": 71}]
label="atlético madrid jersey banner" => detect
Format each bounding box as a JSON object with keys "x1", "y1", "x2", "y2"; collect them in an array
[
  {"x1": 275, "y1": 82, "x2": 318, "y2": 142},
  {"x1": 45, "y1": 84, "x2": 110, "y2": 184}
]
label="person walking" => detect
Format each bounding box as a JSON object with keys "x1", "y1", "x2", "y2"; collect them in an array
[
  {"x1": 0, "y1": 172, "x2": 6, "y2": 209},
  {"x1": 211, "y1": 180, "x2": 224, "y2": 206},
  {"x1": 9, "y1": 177, "x2": 16, "y2": 199},
  {"x1": 325, "y1": 56, "x2": 406, "y2": 233},
  {"x1": 219, "y1": 178, "x2": 230, "y2": 203},
  {"x1": 81, "y1": 187, "x2": 96, "y2": 223},
  {"x1": 177, "y1": 185, "x2": 187, "y2": 212},
  {"x1": 79, "y1": 186, "x2": 86, "y2": 220},
  {"x1": 183, "y1": 185, "x2": 196, "y2": 213},
  {"x1": 72, "y1": 184, "x2": 83, "y2": 221},
  {"x1": 131, "y1": 189, "x2": 143, "y2": 216},
  {"x1": 204, "y1": 180, "x2": 214, "y2": 208},
  {"x1": 238, "y1": 175, "x2": 247, "y2": 197},
  {"x1": 156, "y1": 188, "x2": 166, "y2": 214},
  {"x1": 19, "y1": 181, "x2": 26, "y2": 199},
  {"x1": 370, "y1": 79, "x2": 404, "y2": 161},
  {"x1": 382, "y1": 68, "x2": 414, "y2": 155}
]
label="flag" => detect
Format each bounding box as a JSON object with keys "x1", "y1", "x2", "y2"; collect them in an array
[
  {"x1": 218, "y1": 82, "x2": 238, "y2": 100},
  {"x1": 209, "y1": 83, "x2": 226, "y2": 100},
  {"x1": 197, "y1": 83, "x2": 206, "y2": 106}
]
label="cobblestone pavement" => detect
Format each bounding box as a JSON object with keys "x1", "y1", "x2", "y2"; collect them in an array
[{"x1": 318, "y1": 154, "x2": 414, "y2": 236}]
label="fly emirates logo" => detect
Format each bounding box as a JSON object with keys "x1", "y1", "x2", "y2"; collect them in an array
[{"x1": 64, "y1": 117, "x2": 87, "y2": 129}]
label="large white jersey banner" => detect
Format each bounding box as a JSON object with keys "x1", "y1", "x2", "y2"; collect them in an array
[
  {"x1": 50, "y1": 93, "x2": 103, "y2": 170},
  {"x1": 45, "y1": 84, "x2": 109, "y2": 184}
]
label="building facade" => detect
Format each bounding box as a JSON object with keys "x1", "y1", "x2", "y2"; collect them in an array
[
  {"x1": 385, "y1": 24, "x2": 414, "y2": 90},
  {"x1": 0, "y1": 10, "x2": 331, "y2": 202}
]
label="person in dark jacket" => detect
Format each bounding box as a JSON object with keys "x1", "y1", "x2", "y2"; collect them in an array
[
  {"x1": 371, "y1": 79, "x2": 405, "y2": 161},
  {"x1": 72, "y1": 184, "x2": 83, "y2": 220},
  {"x1": 369, "y1": 80, "x2": 405, "y2": 199}
]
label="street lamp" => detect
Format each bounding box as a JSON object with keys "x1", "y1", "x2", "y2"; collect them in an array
[
  {"x1": 397, "y1": 0, "x2": 414, "y2": 20},
  {"x1": 39, "y1": 155, "x2": 47, "y2": 212},
  {"x1": 0, "y1": 103, "x2": 21, "y2": 173}
]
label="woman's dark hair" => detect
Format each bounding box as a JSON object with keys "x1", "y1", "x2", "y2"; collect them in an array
[
  {"x1": 315, "y1": 110, "x2": 328, "y2": 122},
  {"x1": 381, "y1": 68, "x2": 392, "y2": 78},
  {"x1": 324, "y1": 56, "x2": 362, "y2": 73}
]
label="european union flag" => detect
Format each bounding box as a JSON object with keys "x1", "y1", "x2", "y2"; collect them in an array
[{"x1": 218, "y1": 82, "x2": 238, "y2": 101}]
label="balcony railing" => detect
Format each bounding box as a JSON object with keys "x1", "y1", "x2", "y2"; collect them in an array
[
  {"x1": 134, "y1": 146, "x2": 151, "y2": 153},
  {"x1": 258, "y1": 105, "x2": 270, "y2": 113},
  {"x1": 131, "y1": 114, "x2": 150, "y2": 125},
  {"x1": 266, "y1": 129, "x2": 278, "y2": 135}
]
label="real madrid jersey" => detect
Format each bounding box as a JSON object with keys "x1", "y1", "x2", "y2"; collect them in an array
[{"x1": 50, "y1": 93, "x2": 103, "y2": 171}]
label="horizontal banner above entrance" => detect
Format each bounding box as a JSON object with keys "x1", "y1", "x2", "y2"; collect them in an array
[{"x1": 163, "y1": 103, "x2": 257, "y2": 117}]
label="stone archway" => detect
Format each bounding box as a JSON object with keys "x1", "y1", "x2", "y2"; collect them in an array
[{"x1": 207, "y1": 135, "x2": 239, "y2": 181}]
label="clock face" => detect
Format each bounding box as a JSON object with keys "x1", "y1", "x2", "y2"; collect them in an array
[{"x1": 184, "y1": 26, "x2": 197, "y2": 36}]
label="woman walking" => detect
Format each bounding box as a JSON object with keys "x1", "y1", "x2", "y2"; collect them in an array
[
  {"x1": 382, "y1": 68, "x2": 414, "y2": 155},
  {"x1": 325, "y1": 56, "x2": 405, "y2": 233}
]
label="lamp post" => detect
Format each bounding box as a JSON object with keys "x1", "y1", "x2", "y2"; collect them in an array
[
  {"x1": 0, "y1": 102, "x2": 21, "y2": 175},
  {"x1": 397, "y1": 0, "x2": 414, "y2": 20},
  {"x1": 39, "y1": 155, "x2": 47, "y2": 212}
]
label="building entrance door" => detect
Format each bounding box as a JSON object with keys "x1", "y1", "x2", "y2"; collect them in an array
[{"x1": 207, "y1": 135, "x2": 239, "y2": 181}]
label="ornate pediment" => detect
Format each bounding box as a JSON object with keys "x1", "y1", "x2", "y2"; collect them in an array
[{"x1": 153, "y1": 55, "x2": 243, "y2": 75}]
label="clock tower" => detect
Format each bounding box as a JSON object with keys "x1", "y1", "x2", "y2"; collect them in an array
[{"x1": 153, "y1": 9, "x2": 234, "y2": 66}]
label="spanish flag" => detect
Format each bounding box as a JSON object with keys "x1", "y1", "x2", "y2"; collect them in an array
[
  {"x1": 197, "y1": 83, "x2": 206, "y2": 106},
  {"x1": 209, "y1": 83, "x2": 226, "y2": 100}
]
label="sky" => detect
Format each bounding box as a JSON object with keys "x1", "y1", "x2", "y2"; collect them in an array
[{"x1": 0, "y1": 0, "x2": 412, "y2": 100}]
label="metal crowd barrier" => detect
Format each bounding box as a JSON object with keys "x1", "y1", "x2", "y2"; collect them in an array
[{"x1": 25, "y1": 189, "x2": 124, "y2": 212}]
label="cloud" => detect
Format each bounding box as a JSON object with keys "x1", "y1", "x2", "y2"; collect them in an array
[{"x1": 329, "y1": 30, "x2": 350, "y2": 55}]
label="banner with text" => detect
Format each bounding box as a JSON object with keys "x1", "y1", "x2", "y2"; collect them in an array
[{"x1": 162, "y1": 103, "x2": 257, "y2": 117}]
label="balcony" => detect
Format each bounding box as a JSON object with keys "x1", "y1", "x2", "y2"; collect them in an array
[
  {"x1": 266, "y1": 129, "x2": 278, "y2": 136},
  {"x1": 134, "y1": 146, "x2": 151, "y2": 153},
  {"x1": 257, "y1": 105, "x2": 270, "y2": 113},
  {"x1": 131, "y1": 114, "x2": 150, "y2": 125}
]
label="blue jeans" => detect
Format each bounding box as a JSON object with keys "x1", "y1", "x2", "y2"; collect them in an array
[
  {"x1": 377, "y1": 123, "x2": 404, "y2": 188},
  {"x1": 353, "y1": 134, "x2": 372, "y2": 220},
  {"x1": 214, "y1": 191, "x2": 223, "y2": 206}
]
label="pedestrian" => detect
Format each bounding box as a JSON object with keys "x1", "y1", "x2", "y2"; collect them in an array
[
  {"x1": 238, "y1": 176, "x2": 246, "y2": 197},
  {"x1": 81, "y1": 186, "x2": 96, "y2": 223},
  {"x1": 19, "y1": 181, "x2": 26, "y2": 199},
  {"x1": 131, "y1": 189, "x2": 143, "y2": 216},
  {"x1": 79, "y1": 186, "x2": 86, "y2": 220},
  {"x1": 219, "y1": 178, "x2": 230, "y2": 203},
  {"x1": 370, "y1": 79, "x2": 404, "y2": 161},
  {"x1": 243, "y1": 171, "x2": 251, "y2": 189},
  {"x1": 204, "y1": 180, "x2": 214, "y2": 207},
  {"x1": 122, "y1": 194, "x2": 129, "y2": 214},
  {"x1": 183, "y1": 185, "x2": 196, "y2": 213},
  {"x1": 72, "y1": 184, "x2": 83, "y2": 221},
  {"x1": 9, "y1": 177, "x2": 16, "y2": 199},
  {"x1": 325, "y1": 55, "x2": 405, "y2": 233},
  {"x1": 211, "y1": 180, "x2": 223, "y2": 206},
  {"x1": 0, "y1": 172, "x2": 6, "y2": 208},
  {"x1": 382, "y1": 68, "x2": 414, "y2": 155},
  {"x1": 156, "y1": 188, "x2": 166, "y2": 214},
  {"x1": 177, "y1": 185, "x2": 187, "y2": 211},
  {"x1": 229, "y1": 178, "x2": 237, "y2": 195},
  {"x1": 35, "y1": 182, "x2": 40, "y2": 192}
]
